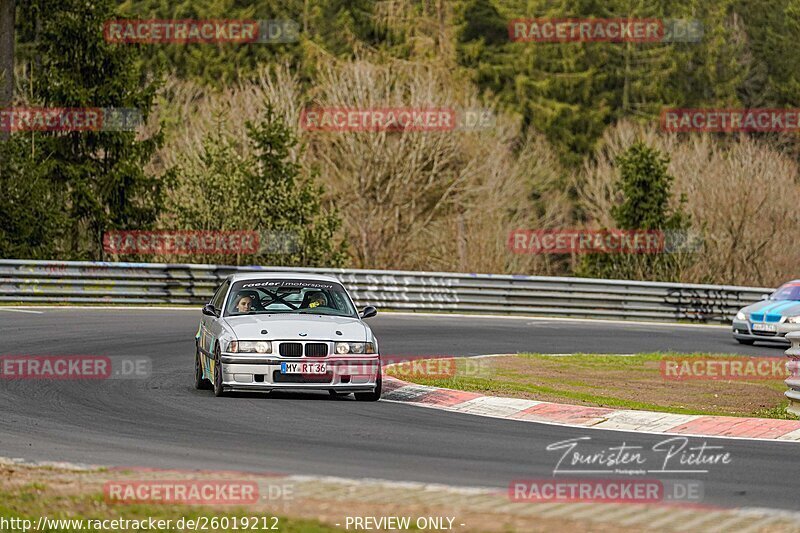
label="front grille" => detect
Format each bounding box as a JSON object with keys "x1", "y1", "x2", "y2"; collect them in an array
[
  {"x1": 273, "y1": 370, "x2": 333, "y2": 384},
  {"x1": 305, "y1": 343, "x2": 328, "y2": 357},
  {"x1": 279, "y1": 342, "x2": 303, "y2": 357}
]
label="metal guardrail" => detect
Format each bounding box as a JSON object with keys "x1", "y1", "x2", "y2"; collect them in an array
[
  {"x1": 0, "y1": 259, "x2": 774, "y2": 323},
  {"x1": 786, "y1": 332, "x2": 800, "y2": 416}
]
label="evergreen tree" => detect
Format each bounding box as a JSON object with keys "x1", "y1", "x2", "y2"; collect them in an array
[
  {"x1": 171, "y1": 105, "x2": 347, "y2": 267},
  {"x1": 612, "y1": 143, "x2": 687, "y2": 231},
  {"x1": 114, "y1": 0, "x2": 401, "y2": 87},
  {"x1": 458, "y1": 0, "x2": 748, "y2": 164},
  {"x1": 677, "y1": 0, "x2": 746, "y2": 107},
  {"x1": 115, "y1": 0, "x2": 304, "y2": 88},
  {"x1": 578, "y1": 142, "x2": 693, "y2": 281},
  {"x1": 734, "y1": 0, "x2": 800, "y2": 108},
  {"x1": 27, "y1": 0, "x2": 169, "y2": 260},
  {"x1": 0, "y1": 138, "x2": 66, "y2": 258}
]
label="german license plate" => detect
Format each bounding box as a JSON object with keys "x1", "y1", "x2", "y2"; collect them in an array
[
  {"x1": 752, "y1": 323, "x2": 777, "y2": 332},
  {"x1": 281, "y1": 362, "x2": 327, "y2": 374}
]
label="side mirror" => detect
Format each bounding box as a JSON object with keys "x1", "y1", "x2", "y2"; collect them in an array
[
  {"x1": 762, "y1": 294, "x2": 772, "y2": 301},
  {"x1": 202, "y1": 303, "x2": 219, "y2": 317},
  {"x1": 360, "y1": 306, "x2": 378, "y2": 319}
]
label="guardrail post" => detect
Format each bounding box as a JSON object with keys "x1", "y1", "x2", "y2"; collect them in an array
[{"x1": 786, "y1": 331, "x2": 800, "y2": 417}]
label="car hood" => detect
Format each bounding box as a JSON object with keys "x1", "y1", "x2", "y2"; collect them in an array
[
  {"x1": 223, "y1": 314, "x2": 368, "y2": 341},
  {"x1": 743, "y1": 299, "x2": 800, "y2": 322}
]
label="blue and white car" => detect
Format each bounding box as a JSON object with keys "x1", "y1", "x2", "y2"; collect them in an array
[
  {"x1": 194, "y1": 273, "x2": 381, "y2": 400},
  {"x1": 732, "y1": 281, "x2": 800, "y2": 345}
]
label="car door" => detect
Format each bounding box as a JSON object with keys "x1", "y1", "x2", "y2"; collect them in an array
[{"x1": 208, "y1": 279, "x2": 231, "y2": 355}]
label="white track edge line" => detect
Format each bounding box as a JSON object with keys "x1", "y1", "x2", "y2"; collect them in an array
[{"x1": 379, "y1": 398, "x2": 800, "y2": 444}]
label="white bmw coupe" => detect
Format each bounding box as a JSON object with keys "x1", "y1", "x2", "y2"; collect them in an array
[{"x1": 195, "y1": 273, "x2": 381, "y2": 400}]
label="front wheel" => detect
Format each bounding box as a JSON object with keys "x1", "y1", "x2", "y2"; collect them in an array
[
  {"x1": 213, "y1": 345, "x2": 226, "y2": 397},
  {"x1": 354, "y1": 373, "x2": 382, "y2": 402}
]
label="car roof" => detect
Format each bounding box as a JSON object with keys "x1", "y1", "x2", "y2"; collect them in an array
[{"x1": 227, "y1": 272, "x2": 342, "y2": 285}]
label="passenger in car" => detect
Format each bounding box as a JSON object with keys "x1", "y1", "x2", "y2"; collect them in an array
[{"x1": 303, "y1": 291, "x2": 328, "y2": 309}]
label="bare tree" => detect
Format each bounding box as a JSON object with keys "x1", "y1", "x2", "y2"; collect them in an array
[
  {"x1": 152, "y1": 62, "x2": 571, "y2": 274},
  {"x1": 579, "y1": 121, "x2": 800, "y2": 286}
]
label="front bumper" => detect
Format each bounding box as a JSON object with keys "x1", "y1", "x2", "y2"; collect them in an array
[
  {"x1": 732, "y1": 319, "x2": 800, "y2": 344},
  {"x1": 218, "y1": 354, "x2": 381, "y2": 392}
]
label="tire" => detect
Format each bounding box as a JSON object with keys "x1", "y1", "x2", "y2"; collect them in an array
[
  {"x1": 213, "y1": 345, "x2": 226, "y2": 397},
  {"x1": 194, "y1": 346, "x2": 212, "y2": 390},
  {"x1": 737, "y1": 338, "x2": 756, "y2": 345},
  {"x1": 354, "y1": 373, "x2": 382, "y2": 402}
]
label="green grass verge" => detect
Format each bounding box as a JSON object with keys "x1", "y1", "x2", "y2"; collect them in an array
[{"x1": 386, "y1": 352, "x2": 798, "y2": 419}]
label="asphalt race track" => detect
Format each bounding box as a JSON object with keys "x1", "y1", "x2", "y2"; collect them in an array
[{"x1": 0, "y1": 309, "x2": 796, "y2": 512}]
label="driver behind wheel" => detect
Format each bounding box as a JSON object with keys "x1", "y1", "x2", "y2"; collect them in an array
[{"x1": 232, "y1": 290, "x2": 260, "y2": 314}]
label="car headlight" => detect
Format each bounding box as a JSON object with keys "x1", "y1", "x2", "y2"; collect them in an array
[
  {"x1": 335, "y1": 342, "x2": 375, "y2": 355},
  {"x1": 227, "y1": 340, "x2": 272, "y2": 354},
  {"x1": 736, "y1": 311, "x2": 746, "y2": 321},
  {"x1": 787, "y1": 316, "x2": 800, "y2": 324}
]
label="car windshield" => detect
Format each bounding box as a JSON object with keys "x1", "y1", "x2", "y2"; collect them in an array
[
  {"x1": 224, "y1": 279, "x2": 357, "y2": 318},
  {"x1": 771, "y1": 283, "x2": 800, "y2": 301}
]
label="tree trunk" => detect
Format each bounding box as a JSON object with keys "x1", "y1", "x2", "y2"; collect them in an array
[
  {"x1": 437, "y1": 0, "x2": 445, "y2": 57},
  {"x1": 0, "y1": 0, "x2": 14, "y2": 140}
]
